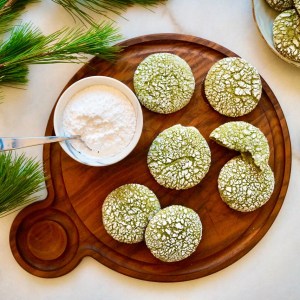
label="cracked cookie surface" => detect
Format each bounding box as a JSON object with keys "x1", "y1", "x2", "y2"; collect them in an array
[
  {"x1": 133, "y1": 53, "x2": 195, "y2": 114},
  {"x1": 218, "y1": 155, "x2": 275, "y2": 212},
  {"x1": 273, "y1": 9, "x2": 300, "y2": 62},
  {"x1": 266, "y1": 0, "x2": 294, "y2": 11},
  {"x1": 147, "y1": 124, "x2": 211, "y2": 190},
  {"x1": 204, "y1": 57, "x2": 262, "y2": 117},
  {"x1": 210, "y1": 121, "x2": 270, "y2": 170},
  {"x1": 145, "y1": 205, "x2": 202, "y2": 262},
  {"x1": 102, "y1": 184, "x2": 161, "y2": 243}
]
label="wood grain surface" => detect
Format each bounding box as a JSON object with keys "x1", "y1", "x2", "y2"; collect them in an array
[{"x1": 9, "y1": 34, "x2": 291, "y2": 282}]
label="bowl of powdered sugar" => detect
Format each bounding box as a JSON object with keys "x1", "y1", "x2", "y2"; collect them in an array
[{"x1": 54, "y1": 76, "x2": 143, "y2": 166}]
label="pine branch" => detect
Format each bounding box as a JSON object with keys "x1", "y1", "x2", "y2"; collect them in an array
[
  {"x1": 0, "y1": 0, "x2": 166, "y2": 85},
  {"x1": 0, "y1": 22, "x2": 122, "y2": 84},
  {"x1": 0, "y1": 152, "x2": 45, "y2": 217},
  {"x1": 52, "y1": 0, "x2": 167, "y2": 25},
  {"x1": 0, "y1": 0, "x2": 38, "y2": 35},
  {"x1": 0, "y1": 0, "x2": 167, "y2": 37}
]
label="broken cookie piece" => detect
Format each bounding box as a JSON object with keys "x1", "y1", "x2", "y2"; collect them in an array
[{"x1": 210, "y1": 121, "x2": 270, "y2": 170}]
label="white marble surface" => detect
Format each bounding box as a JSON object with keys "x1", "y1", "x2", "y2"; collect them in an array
[{"x1": 0, "y1": 0, "x2": 300, "y2": 299}]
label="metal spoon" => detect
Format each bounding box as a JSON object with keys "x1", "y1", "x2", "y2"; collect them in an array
[{"x1": 0, "y1": 135, "x2": 80, "y2": 151}]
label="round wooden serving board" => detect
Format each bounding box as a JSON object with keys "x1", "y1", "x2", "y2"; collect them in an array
[{"x1": 10, "y1": 34, "x2": 291, "y2": 282}]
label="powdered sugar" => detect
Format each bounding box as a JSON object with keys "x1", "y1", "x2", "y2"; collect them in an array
[{"x1": 63, "y1": 84, "x2": 136, "y2": 159}]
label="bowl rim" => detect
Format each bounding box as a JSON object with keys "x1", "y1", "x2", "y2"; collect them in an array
[{"x1": 53, "y1": 75, "x2": 143, "y2": 167}]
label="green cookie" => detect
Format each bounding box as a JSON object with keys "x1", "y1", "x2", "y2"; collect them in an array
[
  {"x1": 147, "y1": 124, "x2": 211, "y2": 190},
  {"x1": 218, "y1": 155, "x2": 275, "y2": 212},
  {"x1": 266, "y1": 0, "x2": 294, "y2": 11},
  {"x1": 210, "y1": 121, "x2": 270, "y2": 170},
  {"x1": 145, "y1": 205, "x2": 202, "y2": 262},
  {"x1": 205, "y1": 57, "x2": 262, "y2": 117},
  {"x1": 133, "y1": 53, "x2": 195, "y2": 114},
  {"x1": 273, "y1": 9, "x2": 300, "y2": 62},
  {"x1": 102, "y1": 184, "x2": 161, "y2": 243}
]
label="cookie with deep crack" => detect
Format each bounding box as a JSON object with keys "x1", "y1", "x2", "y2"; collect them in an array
[
  {"x1": 210, "y1": 121, "x2": 270, "y2": 170},
  {"x1": 147, "y1": 124, "x2": 211, "y2": 190}
]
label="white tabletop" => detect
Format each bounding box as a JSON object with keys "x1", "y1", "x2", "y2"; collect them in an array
[{"x1": 1, "y1": 0, "x2": 300, "y2": 299}]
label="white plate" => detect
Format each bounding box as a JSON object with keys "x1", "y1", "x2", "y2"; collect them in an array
[{"x1": 252, "y1": 0, "x2": 300, "y2": 68}]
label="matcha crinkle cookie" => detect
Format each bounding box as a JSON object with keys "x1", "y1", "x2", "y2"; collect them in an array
[
  {"x1": 147, "y1": 124, "x2": 211, "y2": 190},
  {"x1": 145, "y1": 205, "x2": 202, "y2": 262},
  {"x1": 204, "y1": 57, "x2": 262, "y2": 117},
  {"x1": 265, "y1": 0, "x2": 294, "y2": 11},
  {"x1": 210, "y1": 121, "x2": 270, "y2": 170},
  {"x1": 273, "y1": 9, "x2": 300, "y2": 63},
  {"x1": 218, "y1": 155, "x2": 275, "y2": 212},
  {"x1": 133, "y1": 53, "x2": 195, "y2": 114},
  {"x1": 102, "y1": 184, "x2": 161, "y2": 243}
]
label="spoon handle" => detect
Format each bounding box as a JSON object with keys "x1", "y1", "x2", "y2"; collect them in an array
[{"x1": 0, "y1": 136, "x2": 80, "y2": 151}]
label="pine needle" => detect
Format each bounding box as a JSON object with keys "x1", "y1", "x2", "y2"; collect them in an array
[
  {"x1": 0, "y1": 152, "x2": 45, "y2": 217},
  {"x1": 52, "y1": 0, "x2": 167, "y2": 25},
  {"x1": 0, "y1": 0, "x2": 167, "y2": 86},
  {"x1": 0, "y1": 22, "x2": 122, "y2": 84},
  {"x1": 0, "y1": 0, "x2": 38, "y2": 35}
]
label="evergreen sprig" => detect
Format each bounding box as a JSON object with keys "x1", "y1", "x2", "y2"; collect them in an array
[
  {"x1": 0, "y1": 0, "x2": 167, "y2": 85},
  {"x1": 52, "y1": 0, "x2": 167, "y2": 25},
  {"x1": 0, "y1": 0, "x2": 38, "y2": 35},
  {"x1": 0, "y1": 22, "x2": 122, "y2": 84},
  {"x1": 0, "y1": 152, "x2": 45, "y2": 217}
]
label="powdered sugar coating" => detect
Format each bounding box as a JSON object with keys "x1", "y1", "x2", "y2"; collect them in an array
[
  {"x1": 210, "y1": 121, "x2": 270, "y2": 170},
  {"x1": 273, "y1": 9, "x2": 300, "y2": 63},
  {"x1": 63, "y1": 85, "x2": 136, "y2": 159},
  {"x1": 266, "y1": 0, "x2": 294, "y2": 11},
  {"x1": 145, "y1": 205, "x2": 202, "y2": 262},
  {"x1": 147, "y1": 125, "x2": 211, "y2": 190},
  {"x1": 204, "y1": 57, "x2": 262, "y2": 117},
  {"x1": 218, "y1": 155, "x2": 275, "y2": 212},
  {"x1": 133, "y1": 53, "x2": 195, "y2": 114}
]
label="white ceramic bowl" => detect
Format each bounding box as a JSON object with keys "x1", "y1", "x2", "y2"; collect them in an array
[{"x1": 54, "y1": 76, "x2": 143, "y2": 166}]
